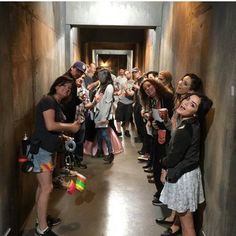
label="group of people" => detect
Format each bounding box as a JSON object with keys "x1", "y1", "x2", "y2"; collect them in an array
[
  {"x1": 30, "y1": 61, "x2": 121, "y2": 236},
  {"x1": 136, "y1": 71, "x2": 212, "y2": 236},
  {"x1": 28, "y1": 61, "x2": 212, "y2": 236}
]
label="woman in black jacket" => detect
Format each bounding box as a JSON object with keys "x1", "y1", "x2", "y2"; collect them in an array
[{"x1": 159, "y1": 93, "x2": 212, "y2": 236}]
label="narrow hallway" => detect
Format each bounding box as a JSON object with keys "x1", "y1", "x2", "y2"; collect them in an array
[
  {"x1": 22, "y1": 132, "x2": 172, "y2": 236},
  {"x1": 1, "y1": 2, "x2": 236, "y2": 236}
]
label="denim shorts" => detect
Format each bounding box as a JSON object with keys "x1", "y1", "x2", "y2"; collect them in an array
[{"x1": 28, "y1": 147, "x2": 54, "y2": 173}]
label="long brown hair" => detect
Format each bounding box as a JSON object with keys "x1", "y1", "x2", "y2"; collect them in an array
[
  {"x1": 174, "y1": 73, "x2": 203, "y2": 109},
  {"x1": 159, "y1": 71, "x2": 174, "y2": 94},
  {"x1": 139, "y1": 78, "x2": 172, "y2": 109}
]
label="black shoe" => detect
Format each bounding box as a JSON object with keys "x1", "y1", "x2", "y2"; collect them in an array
[
  {"x1": 161, "y1": 227, "x2": 181, "y2": 236},
  {"x1": 155, "y1": 217, "x2": 174, "y2": 225},
  {"x1": 117, "y1": 132, "x2": 122, "y2": 137},
  {"x1": 142, "y1": 164, "x2": 151, "y2": 169},
  {"x1": 138, "y1": 150, "x2": 145, "y2": 155},
  {"x1": 124, "y1": 130, "x2": 131, "y2": 137},
  {"x1": 152, "y1": 197, "x2": 164, "y2": 206},
  {"x1": 76, "y1": 160, "x2": 87, "y2": 169},
  {"x1": 138, "y1": 155, "x2": 149, "y2": 161},
  {"x1": 35, "y1": 215, "x2": 61, "y2": 228},
  {"x1": 148, "y1": 177, "x2": 155, "y2": 183},
  {"x1": 144, "y1": 167, "x2": 153, "y2": 173},
  {"x1": 47, "y1": 215, "x2": 61, "y2": 227},
  {"x1": 147, "y1": 174, "x2": 154, "y2": 179},
  {"x1": 35, "y1": 227, "x2": 58, "y2": 236},
  {"x1": 104, "y1": 153, "x2": 114, "y2": 164},
  {"x1": 153, "y1": 191, "x2": 158, "y2": 197}
]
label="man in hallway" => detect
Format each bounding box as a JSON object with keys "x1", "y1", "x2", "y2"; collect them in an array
[
  {"x1": 62, "y1": 61, "x2": 88, "y2": 169},
  {"x1": 132, "y1": 67, "x2": 145, "y2": 144},
  {"x1": 115, "y1": 69, "x2": 134, "y2": 137},
  {"x1": 84, "y1": 62, "x2": 97, "y2": 100}
]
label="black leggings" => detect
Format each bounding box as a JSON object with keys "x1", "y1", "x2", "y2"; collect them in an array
[{"x1": 151, "y1": 137, "x2": 167, "y2": 197}]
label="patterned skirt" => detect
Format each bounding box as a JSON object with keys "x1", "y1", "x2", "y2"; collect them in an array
[{"x1": 160, "y1": 167, "x2": 205, "y2": 213}]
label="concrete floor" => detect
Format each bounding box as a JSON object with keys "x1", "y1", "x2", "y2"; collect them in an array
[{"x1": 22, "y1": 131, "x2": 178, "y2": 236}]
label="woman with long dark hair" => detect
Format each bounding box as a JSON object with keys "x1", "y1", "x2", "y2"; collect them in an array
[
  {"x1": 31, "y1": 76, "x2": 81, "y2": 236},
  {"x1": 156, "y1": 73, "x2": 204, "y2": 236},
  {"x1": 160, "y1": 93, "x2": 212, "y2": 236},
  {"x1": 93, "y1": 69, "x2": 115, "y2": 163},
  {"x1": 139, "y1": 78, "x2": 174, "y2": 204}
]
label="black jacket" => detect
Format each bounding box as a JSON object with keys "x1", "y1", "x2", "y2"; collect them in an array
[
  {"x1": 62, "y1": 71, "x2": 82, "y2": 123},
  {"x1": 162, "y1": 118, "x2": 200, "y2": 183}
]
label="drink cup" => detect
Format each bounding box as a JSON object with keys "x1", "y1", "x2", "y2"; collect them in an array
[{"x1": 158, "y1": 108, "x2": 168, "y2": 121}]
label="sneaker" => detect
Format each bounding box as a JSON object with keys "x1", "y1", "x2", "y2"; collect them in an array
[
  {"x1": 35, "y1": 215, "x2": 62, "y2": 228},
  {"x1": 152, "y1": 197, "x2": 164, "y2": 206},
  {"x1": 138, "y1": 150, "x2": 145, "y2": 155},
  {"x1": 138, "y1": 154, "x2": 149, "y2": 161},
  {"x1": 148, "y1": 177, "x2": 155, "y2": 183},
  {"x1": 146, "y1": 174, "x2": 154, "y2": 179},
  {"x1": 35, "y1": 227, "x2": 58, "y2": 236},
  {"x1": 124, "y1": 130, "x2": 131, "y2": 137},
  {"x1": 142, "y1": 164, "x2": 151, "y2": 169},
  {"x1": 47, "y1": 215, "x2": 61, "y2": 227},
  {"x1": 104, "y1": 153, "x2": 114, "y2": 164},
  {"x1": 116, "y1": 132, "x2": 122, "y2": 137},
  {"x1": 144, "y1": 167, "x2": 153, "y2": 173}
]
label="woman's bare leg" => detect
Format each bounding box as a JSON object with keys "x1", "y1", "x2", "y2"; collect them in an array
[
  {"x1": 165, "y1": 210, "x2": 176, "y2": 222},
  {"x1": 36, "y1": 171, "x2": 53, "y2": 230},
  {"x1": 169, "y1": 214, "x2": 181, "y2": 233},
  {"x1": 179, "y1": 210, "x2": 196, "y2": 236}
]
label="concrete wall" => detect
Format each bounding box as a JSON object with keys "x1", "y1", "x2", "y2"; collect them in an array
[
  {"x1": 66, "y1": 1, "x2": 162, "y2": 27},
  {"x1": 159, "y1": 2, "x2": 236, "y2": 235},
  {"x1": 143, "y1": 29, "x2": 161, "y2": 72},
  {"x1": 0, "y1": 2, "x2": 69, "y2": 234}
]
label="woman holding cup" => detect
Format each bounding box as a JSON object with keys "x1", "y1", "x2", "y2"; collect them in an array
[
  {"x1": 156, "y1": 73, "x2": 204, "y2": 236},
  {"x1": 139, "y1": 78, "x2": 174, "y2": 204},
  {"x1": 159, "y1": 93, "x2": 212, "y2": 236}
]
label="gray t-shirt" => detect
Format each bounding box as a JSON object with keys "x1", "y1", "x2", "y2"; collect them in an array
[{"x1": 118, "y1": 79, "x2": 135, "y2": 105}]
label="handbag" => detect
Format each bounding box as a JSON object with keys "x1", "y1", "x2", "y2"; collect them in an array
[{"x1": 21, "y1": 139, "x2": 41, "y2": 173}]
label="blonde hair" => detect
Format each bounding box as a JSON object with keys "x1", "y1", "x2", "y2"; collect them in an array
[{"x1": 159, "y1": 71, "x2": 174, "y2": 94}]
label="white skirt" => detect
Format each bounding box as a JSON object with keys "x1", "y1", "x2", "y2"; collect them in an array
[{"x1": 160, "y1": 167, "x2": 205, "y2": 213}]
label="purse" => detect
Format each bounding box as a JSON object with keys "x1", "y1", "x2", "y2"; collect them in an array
[{"x1": 21, "y1": 139, "x2": 41, "y2": 173}]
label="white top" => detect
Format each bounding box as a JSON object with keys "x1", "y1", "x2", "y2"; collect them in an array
[{"x1": 94, "y1": 84, "x2": 114, "y2": 128}]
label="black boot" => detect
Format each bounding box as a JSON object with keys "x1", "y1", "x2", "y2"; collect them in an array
[{"x1": 104, "y1": 153, "x2": 114, "y2": 164}]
